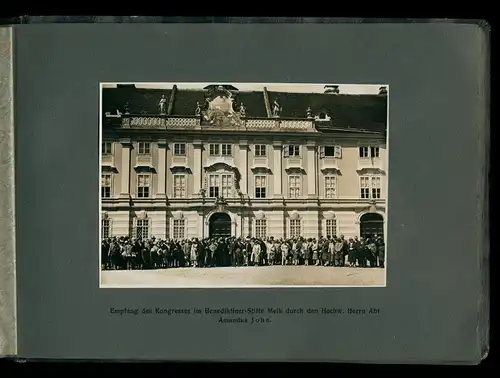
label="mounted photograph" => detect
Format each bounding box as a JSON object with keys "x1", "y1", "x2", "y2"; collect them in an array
[{"x1": 99, "y1": 82, "x2": 388, "y2": 288}]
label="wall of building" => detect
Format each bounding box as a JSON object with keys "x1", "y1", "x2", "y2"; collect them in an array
[{"x1": 101, "y1": 134, "x2": 387, "y2": 240}]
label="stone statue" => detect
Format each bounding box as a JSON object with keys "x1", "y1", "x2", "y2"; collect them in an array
[
  {"x1": 239, "y1": 102, "x2": 246, "y2": 117},
  {"x1": 272, "y1": 99, "x2": 281, "y2": 117},
  {"x1": 124, "y1": 101, "x2": 130, "y2": 114},
  {"x1": 195, "y1": 102, "x2": 202, "y2": 116},
  {"x1": 158, "y1": 95, "x2": 167, "y2": 114},
  {"x1": 306, "y1": 106, "x2": 313, "y2": 118}
]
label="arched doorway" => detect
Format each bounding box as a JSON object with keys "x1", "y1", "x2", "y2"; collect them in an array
[
  {"x1": 360, "y1": 213, "x2": 384, "y2": 240},
  {"x1": 209, "y1": 213, "x2": 232, "y2": 238}
]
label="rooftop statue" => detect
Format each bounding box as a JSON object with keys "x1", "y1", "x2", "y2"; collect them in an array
[{"x1": 158, "y1": 95, "x2": 167, "y2": 114}]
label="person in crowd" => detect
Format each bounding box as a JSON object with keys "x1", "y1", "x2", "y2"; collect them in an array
[{"x1": 101, "y1": 233, "x2": 385, "y2": 270}]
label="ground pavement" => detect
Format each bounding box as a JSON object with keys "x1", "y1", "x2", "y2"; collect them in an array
[{"x1": 101, "y1": 265, "x2": 385, "y2": 287}]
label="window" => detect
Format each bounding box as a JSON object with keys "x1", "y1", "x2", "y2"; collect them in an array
[
  {"x1": 173, "y1": 175, "x2": 186, "y2": 198},
  {"x1": 137, "y1": 174, "x2": 151, "y2": 198},
  {"x1": 360, "y1": 176, "x2": 381, "y2": 199},
  {"x1": 319, "y1": 145, "x2": 342, "y2": 158},
  {"x1": 101, "y1": 218, "x2": 110, "y2": 239},
  {"x1": 283, "y1": 145, "x2": 300, "y2": 157},
  {"x1": 255, "y1": 219, "x2": 267, "y2": 238},
  {"x1": 209, "y1": 144, "x2": 220, "y2": 156},
  {"x1": 221, "y1": 144, "x2": 232, "y2": 156},
  {"x1": 371, "y1": 176, "x2": 381, "y2": 199},
  {"x1": 101, "y1": 174, "x2": 112, "y2": 198},
  {"x1": 288, "y1": 175, "x2": 301, "y2": 198},
  {"x1": 136, "y1": 219, "x2": 149, "y2": 239},
  {"x1": 209, "y1": 143, "x2": 232, "y2": 156},
  {"x1": 359, "y1": 146, "x2": 379, "y2": 158},
  {"x1": 255, "y1": 144, "x2": 267, "y2": 156},
  {"x1": 290, "y1": 219, "x2": 301, "y2": 238},
  {"x1": 324, "y1": 176, "x2": 336, "y2": 198},
  {"x1": 102, "y1": 142, "x2": 112, "y2": 155},
  {"x1": 326, "y1": 219, "x2": 337, "y2": 238},
  {"x1": 138, "y1": 142, "x2": 151, "y2": 155},
  {"x1": 173, "y1": 143, "x2": 186, "y2": 156},
  {"x1": 173, "y1": 219, "x2": 185, "y2": 240},
  {"x1": 255, "y1": 175, "x2": 267, "y2": 198},
  {"x1": 208, "y1": 174, "x2": 233, "y2": 198}
]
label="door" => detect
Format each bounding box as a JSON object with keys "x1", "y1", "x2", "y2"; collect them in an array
[
  {"x1": 360, "y1": 213, "x2": 384, "y2": 240},
  {"x1": 209, "y1": 213, "x2": 231, "y2": 238}
]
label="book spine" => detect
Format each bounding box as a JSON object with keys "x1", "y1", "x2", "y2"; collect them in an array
[{"x1": 0, "y1": 26, "x2": 16, "y2": 357}]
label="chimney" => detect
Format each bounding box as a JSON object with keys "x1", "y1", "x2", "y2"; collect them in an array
[
  {"x1": 324, "y1": 85, "x2": 340, "y2": 94},
  {"x1": 378, "y1": 86, "x2": 388, "y2": 96}
]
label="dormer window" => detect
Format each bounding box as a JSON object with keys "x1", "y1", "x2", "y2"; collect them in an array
[
  {"x1": 319, "y1": 112, "x2": 326, "y2": 119},
  {"x1": 315, "y1": 112, "x2": 331, "y2": 122}
]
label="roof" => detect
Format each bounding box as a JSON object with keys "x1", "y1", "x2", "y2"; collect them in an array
[{"x1": 101, "y1": 85, "x2": 387, "y2": 133}]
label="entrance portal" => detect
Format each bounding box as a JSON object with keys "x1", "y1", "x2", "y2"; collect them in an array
[
  {"x1": 360, "y1": 213, "x2": 384, "y2": 240},
  {"x1": 209, "y1": 212, "x2": 231, "y2": 238}
]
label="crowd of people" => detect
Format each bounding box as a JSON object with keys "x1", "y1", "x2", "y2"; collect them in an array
[{"x1": 101, "y1": 235, "x2": 385, "y2": 271}]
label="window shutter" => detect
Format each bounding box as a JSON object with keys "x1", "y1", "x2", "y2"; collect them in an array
[
  {"x1": 283, "y1": 145, "x2": 289, "y2": 158},
  {"x1": 319, "y1": 146, "x2": 325, "y2": 159},
  {"x1": 334, "y1": 145, "x2": 342, "y2": 158}
]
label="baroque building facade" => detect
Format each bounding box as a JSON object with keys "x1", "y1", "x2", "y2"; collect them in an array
[{"x1": 100, "y1": 84, "x2": 388, "y2": 241}]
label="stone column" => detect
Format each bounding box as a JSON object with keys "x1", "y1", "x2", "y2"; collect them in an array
[
  {"x1": 306, "y1": 143, "x2": 317, "y2": 197},
  {"x1": 192, "y1": 140, "x2": 203, "y2": 196},
  {"x1": 273, "y1": 141, "x2": 282, "y2": 198},
  {"x1": 239, "y1": 140, "x2": 248, "y2": 195},
  {"x1": 156, "y1": 139, "x2": 167, "y2": 199},
  {"x1": 119, "y1": 138, "x2": 132, "y2": 199}
]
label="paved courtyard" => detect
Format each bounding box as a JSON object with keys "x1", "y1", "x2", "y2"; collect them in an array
[{"x1": 101, "y1": 266, "x2": 385, "y2": 287}]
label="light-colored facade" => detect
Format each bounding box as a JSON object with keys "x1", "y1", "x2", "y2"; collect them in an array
[{"x1": 101, "y1": 117, "x2": 387, "y2": 241}]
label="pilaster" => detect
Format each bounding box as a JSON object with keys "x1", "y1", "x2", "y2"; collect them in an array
[
  {"x1": 239, "y1": 139, "x2": 248, "y2": 195},
  {"x1": 119, "y1": 138, "x2": 132, "y2": 201},
  {"x1": 306, "y1": 142, "x2": 317, "y2": 198},
  {"x1": 272, "y1": 141, "x2": 283, "y2": 199},
  {"x1": 156, "y1": 139, "x2": 167, "y2": 199},
  {"x1": 192, "y1": 140, "x2": 203, "y2": 197}
]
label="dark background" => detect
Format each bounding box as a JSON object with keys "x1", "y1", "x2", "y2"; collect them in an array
[{"x1": 14, "y1": 23, "x2": 488, "y2": 363}]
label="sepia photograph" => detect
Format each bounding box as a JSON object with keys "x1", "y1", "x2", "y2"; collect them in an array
[{"x1": 99, "y1": 82, "x2": 388, "y2": 288}]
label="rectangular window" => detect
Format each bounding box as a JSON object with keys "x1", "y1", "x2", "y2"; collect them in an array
[
  {"x1": 326, "y1": 219, "x2": 337, "y2": 238},
  {"x1": 360, "y1": 176, "x2": 370, "y2": 199},
  {"x1": 255, "y1": 144, "x2": 267, "y2": 156},
  {"x1": 101, "y1": 174, "x2": 112, "y2": 198},
  {"x1": 221, "y1": 174, "x2": 232, "y2": 197},
  {"x1": 209, "y1": 144, "x2": 220, "y2": 156},
  {"x1": 136, "y1": 219, "x2": 149, "y2": 239},
  {"x1": 137, "y1": 174, "x2": 151, "y2": 198},
  {"x1": 208, "y1": 174, "x2": 233, "y2": 198},
  {"x1": 173, "y1": 219, "x2": 185, "y2": 240},
  {"x1": 173, "y1": 175, "x2": 186, "y2": 198},
  {"x1": 209, "y1": 174, "x2": 220, "y2": 198},
  {"x1": 371, "y1": 146, "x2": 380, "y2": 158},
  {"x1": 221, "y1": 144, "x2": 232, "y2": 156},
  {"x1": 359, "y1": 146, "x2": 380, "y2": 158},
  {"x1": 288, "y1": 175, "x2": 301, "y2": 198},
  {"x1": 359, "y1": 146, "x2": 370, "y2": 158},
  {"x1": 371, "y1": 176, "x2": 381, "y2": 199},
  {"x1": 255, "y1": 219, "x2": 267, "y2": 238},
  {"x1": 290, "y1": 219, "x2": 301, "y2": 238},
  {"x1": 287, "y1": 145, "x2": 300, "y2": 157},
  {"x1": 319, "y1": 145, "x2": 342, "y2": 159},
  {"x1": 138, "y1": 142, "x2": 151, "y2": 155},
  {"x1": 101, "y1": 218, "x2": 110, "y2": 239},
  {"x1": 255, "y1": 175, "x2": 267, "y2": 198},
  {"x1": 325, "y1": 176, "x2": 336, "y2": 198},
  {"x1": 360, "y1": 175, "x2": 381, "y2": 199},
  {"x1": 102, "y1": 142, "x2": 112, "y2": 155},
  {"x1": 173, "y1": 143, "x2": 186, "y2": 156}
]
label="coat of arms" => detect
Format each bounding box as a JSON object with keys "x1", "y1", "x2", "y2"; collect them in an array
[{"x1": 202, "y1": 85, "x2": 244, "y2": 127}]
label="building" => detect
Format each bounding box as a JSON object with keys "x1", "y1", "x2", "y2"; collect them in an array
[{"x1": 100, "y1": 83, "x2": 388, "y2": 241}]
